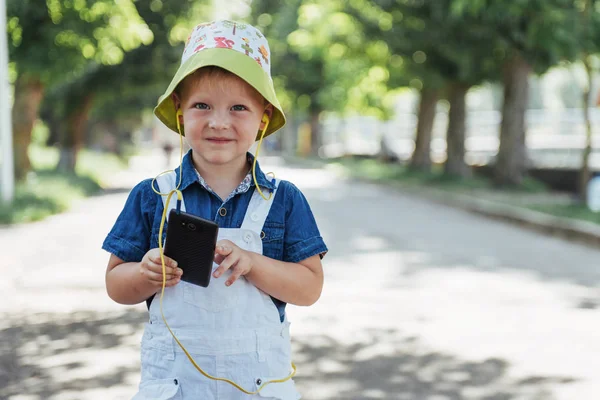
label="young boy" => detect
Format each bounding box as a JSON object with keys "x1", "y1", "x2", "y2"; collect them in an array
[{"x1": 102, "y1": 20, "x2": 327, "y2": 400}]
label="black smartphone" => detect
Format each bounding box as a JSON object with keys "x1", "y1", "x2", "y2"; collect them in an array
[{"x1": 163, "y1": 209, "x2": 219, "y2": 287}]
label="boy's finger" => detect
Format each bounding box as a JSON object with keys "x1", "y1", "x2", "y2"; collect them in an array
[
  {"x1": 225, "y1": 266, "x2": 243, "y2": 287},
  {"x1": 213, "y1": 258, "x2": 235, "y2": 279},
  {"x1": 149, "y1": 254, "x2": 177, "y2": 269},
  {"x1": 148, "y1": 262, "x2": 182, "y2": 276},
  {"x1": 165, "y1": 257, "x2": 178, "y2": 269},
  {"x1": 156, "y1": 272, "x2": 180, "y2": 284},
  {"x1": 215, "y1": 244, "x2": 233, "y2": 256},
  {"x1": 214, "y1": 254, "x2": 225, "y2": 265},
  {"x1": 143, "y1": 270, "x2": 166, "y2": 283},
  {"x1": 144, "y1": 268, "x2": 179, "y2": 282},
  {"x1": 148, "y1": 252, "x2": 163, "y2": 264},
  {"x1": 164, "y1": 276, "x2": 181, "y2": 287}
]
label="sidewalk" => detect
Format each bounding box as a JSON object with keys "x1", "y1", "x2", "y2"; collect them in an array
[
  {"x1": 3, "y1": 151, "x2": 600, "y2": 399},
  {"x1": 283, "y1": 155, "x2": 600, "y2": 248}
]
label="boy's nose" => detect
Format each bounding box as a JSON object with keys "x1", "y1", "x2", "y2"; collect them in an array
[{"x1": 208, "y1": 114, "x2": 231, "y2": 130}]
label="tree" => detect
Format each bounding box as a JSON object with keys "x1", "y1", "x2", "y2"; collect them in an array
[
  {"x1": 251, "y1": 0, "x2": 384, "y2": 155},
  {"x1": 39, "y1": 0, "x2": 209, "y2": 172},
  {"x1": 350, "y1": 0, "x2": 498, "y2": 175},
  {"x1": 576, "y1": 0, "x2": 600, "y2": 204},
  {"x1": 251, "y1": 0, "x2": 410, "y2": 160},
  {"x1": 453, "y1": 0, "x2": 582, "y2": 186},
  {"x1": 250, "y1": 0, "x2": 326, "y2": 155},
  {"x1": 334, "y1": 0, "x2": 441, "y2": 169},
  {"x1": 7, "y1": 0, "x2": 152, "y2": 180},
  {"x1": 35, "y1": 0, "x2": 212, "y2": 172}
]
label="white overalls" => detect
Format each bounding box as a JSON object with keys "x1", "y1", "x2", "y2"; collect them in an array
[{"x1": 133, "y1": 172, "x2": 301, "y2": 400}]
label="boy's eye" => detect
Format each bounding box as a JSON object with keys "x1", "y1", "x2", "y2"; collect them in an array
[
  {"x1": 231, "y1": 105, "x2": 247, "y2": 111},
  {"x1": 194, "y1": 103, "x2": 209, "y2": 110}
]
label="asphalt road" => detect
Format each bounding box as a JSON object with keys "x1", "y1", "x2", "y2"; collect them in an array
[{"x1": 1, "y1": 153, "x2": 599, "y2": 400}]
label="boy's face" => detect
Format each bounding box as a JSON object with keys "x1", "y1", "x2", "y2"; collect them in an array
[{"x1": 173, "y1": 69, "x2": 272, "y2": 170}]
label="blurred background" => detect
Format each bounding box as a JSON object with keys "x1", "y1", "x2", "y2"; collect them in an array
[
  {"x1": 4, "y1": 0, "x2": 600, "y2": 221},
  {"x1": 2, "y1": 1, "x2": 600, "y2": 399}
]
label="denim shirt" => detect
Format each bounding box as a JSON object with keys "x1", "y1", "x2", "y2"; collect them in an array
[{"x1": 102, "y1": 150, "x2": 328, "y2": 320}]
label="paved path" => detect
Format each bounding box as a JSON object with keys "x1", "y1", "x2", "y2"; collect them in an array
[{"x1": 2, "y1": 153, "x2": 599, "y2": 399}]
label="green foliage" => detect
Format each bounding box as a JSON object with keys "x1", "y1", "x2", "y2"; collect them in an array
[
  {"x1": 249, "y1": 0, "x2": 325, "y2": 114},
  {"x1": 36, "y1": 0, "x2": 212, "y2": 153},
  {"x1": 7, "y1": 0, "x2": 153, "y2": 84},
  {"x1": 31, "y1": 120, "x2": 50, "y2": 146},
  {"x1": 0, "y1": 144, "x2": 129, "y2": 224},
  {"x1": 0, "y1": 169, "x2": 101, "y2": 224},
  {"x1": 29, "y1": 144, "x2": 127, "y2": 184},
  {"x1": 450, "y1": 0, "x2": 583, "y2": 74},
  {"x1": 250, "y1": 0, "x2": 396, "y2": 118},
  {"x1": 347, "y1": 0, "x2": 506, "y2": 98}
]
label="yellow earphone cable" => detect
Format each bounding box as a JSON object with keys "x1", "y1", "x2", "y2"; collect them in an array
[
  {"x1": 252, "y1": 115, "x2": 274, "y2": 201},
  {"x1": 149, "y1": 111, "x2": 295, "y2": 394}
]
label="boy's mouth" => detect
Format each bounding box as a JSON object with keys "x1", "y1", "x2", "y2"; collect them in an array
[{"x1": 206, "y1": 137, "x2": 233, "y2": 144}]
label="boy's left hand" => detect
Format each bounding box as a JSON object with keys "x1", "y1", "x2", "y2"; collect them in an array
[{"x1": 213, "y1": 240, "x2": 254, "y2": 286}]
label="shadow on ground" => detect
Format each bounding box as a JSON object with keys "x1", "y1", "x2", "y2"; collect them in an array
[
  {"x1": 293, "y1": 329, "x2": 576, "y2": 400},
  {"x1": 0, "y1": 309, "x2": 146, "y2": 399},
  {"x1": 0, "y1": 311, "x2": 576, "y2": 400}
]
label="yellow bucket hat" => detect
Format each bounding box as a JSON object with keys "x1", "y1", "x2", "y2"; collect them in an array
[{"x1": 154, "y1": 20, "x2": 286, "y2": 139}]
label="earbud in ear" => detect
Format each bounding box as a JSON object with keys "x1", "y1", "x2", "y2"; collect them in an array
[
  {"x1": 262, "y1": 114, "x2": 270, "y2": 124},
  {"x1": 175, "y1": 108, "x2": 184, "y2": 134}
]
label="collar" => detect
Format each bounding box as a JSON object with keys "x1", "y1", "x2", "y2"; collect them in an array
[{"x1": 175, "y1": 150, "x2": 276, "y2": 192}]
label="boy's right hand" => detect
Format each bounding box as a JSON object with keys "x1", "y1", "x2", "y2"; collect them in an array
[{"x1": 139, "y1": 248, "x2": 183, "y2": 287}]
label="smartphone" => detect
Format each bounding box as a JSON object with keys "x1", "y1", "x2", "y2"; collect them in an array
[{"x1": 163, "y1": 209, "x2": 219, "y2": 287}]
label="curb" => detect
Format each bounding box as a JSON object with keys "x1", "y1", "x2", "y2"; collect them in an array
[
  {"x1": 281, "y1": 155, "x2": 600, "y2": 248},
  {"x1": 390, "y1": 184, "x2": 600, "y2": 248}
]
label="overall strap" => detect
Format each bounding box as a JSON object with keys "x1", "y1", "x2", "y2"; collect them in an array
[
  {"x1": 240, "y1": 179, "x2": 279, "y2": 233},
  {"x1": 155, "y1": 171, "x2": 186, "y2": 221}
]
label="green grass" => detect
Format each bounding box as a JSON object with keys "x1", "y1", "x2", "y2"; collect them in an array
[
  {"x1": 331, "y1": 157, "x2": 547, "y2": 193},
  {"x1": 0, "y1": 145, "x2": 128, "y2": 225},
  {"x1": 29, "y1": 145, "x2": 128, "y2": 187},
  {"x1": 328, "y1": 157, "x2": 600, "y2": 226},
  {"x1": 526, "y1": 204, "x2": 600, "y2": 225},
  {"x1": 0, "y1": 169, "x2": 102, "y2": 224},
  {"x1": 331, "y1": 157, "x2": 600, "y2": 226}
]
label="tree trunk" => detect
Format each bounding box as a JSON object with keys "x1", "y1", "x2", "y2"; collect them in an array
[
  {"x1": 410, "y1": 87, "x2": 438, "y2": 171},
  {"x1": 579, "y1": 55, "x2": 594, "y2": 204},
  {"x1": 494, "y1": 54, "x2": 531, "y2": 187},
  {"x1": 309, "y1": 109, "x2": 320, "y2": 156},
  {"x1": 444, "y1": 83, "x2": 471, "y2": 178},
  {"x1": 11, "y1": 75, "x2": 44, "y2": 181},
  {"x1": 57, "y1": 94, "x2": 95, "y2": 173},
  {"x1": 44, "y1": 115, "x2": 63, "y2": 146}
]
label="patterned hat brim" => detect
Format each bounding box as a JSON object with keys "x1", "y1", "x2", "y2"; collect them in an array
[{"x1": 154, "y1": 47, "x2": 286, "y2": 139}]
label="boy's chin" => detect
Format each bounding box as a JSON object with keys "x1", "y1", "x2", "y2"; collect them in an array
[{"x1": 192, "y1": 151, "x2": 247, "y2": 167}]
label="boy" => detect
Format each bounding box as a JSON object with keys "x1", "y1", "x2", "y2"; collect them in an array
[{"x1": 102, "y1": 20, "x2": 327, "y2": 399}]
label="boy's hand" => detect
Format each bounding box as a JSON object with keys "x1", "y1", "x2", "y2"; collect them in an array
[
  {"x1": 140, "y1": 248, "x2": 183, "y2": 287},
  {"x1": 213, "y1": 240, "x2": 254, "y2": 286}
]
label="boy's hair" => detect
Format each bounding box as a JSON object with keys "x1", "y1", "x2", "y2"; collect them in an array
[{"x1": 176, "y1": 66, "x2": 267, "y2": 107}]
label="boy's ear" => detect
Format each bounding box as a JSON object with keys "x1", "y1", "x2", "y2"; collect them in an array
[
  {"x1": 177, "y1": 109, "x2": 184, "y2": 126},
  {"x1": 260, "y1": 104, "x2": 274, "y2": 129},
  {"x1": 172, "y1": 93, "x2": 183, "y2": 126}
]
